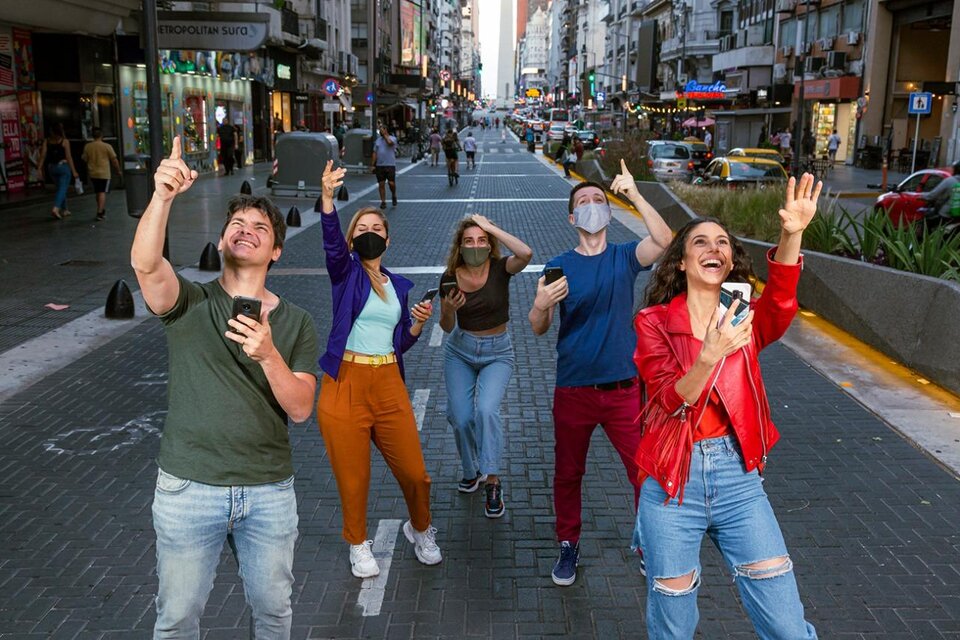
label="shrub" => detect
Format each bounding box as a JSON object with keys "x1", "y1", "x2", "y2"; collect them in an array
[
  {"x1": 669, "y1": 182, "x2": 783, "y2": 243},
  {"x1": 597, "y1": 129, "x2": 656, "y2": 182},
  {"x1": 881, "y1": 221, "x2": 960, "y2": 278}
]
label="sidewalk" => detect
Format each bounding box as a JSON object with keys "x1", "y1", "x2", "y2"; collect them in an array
[{"x1": 819, "y1": 163, "x2": 910, "y2": 199}]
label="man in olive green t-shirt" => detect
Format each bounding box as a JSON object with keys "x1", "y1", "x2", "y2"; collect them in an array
[
  {"x1": 81, "y1": 127, "x2": 120, "y2": 221},
  {"x1": 131, "y1": 136, "x2": 318, "y2": 639}
]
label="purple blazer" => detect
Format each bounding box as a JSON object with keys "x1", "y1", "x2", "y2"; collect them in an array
[{"x1": 319, "y1": 206, "x2": 420, "y2": 381}]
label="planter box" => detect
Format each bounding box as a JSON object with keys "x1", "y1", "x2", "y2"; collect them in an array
[{"x1": 643, "y1": 181, "x2": 960, "y2": 396}]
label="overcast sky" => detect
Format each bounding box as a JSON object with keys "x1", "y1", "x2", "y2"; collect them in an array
[{"x1": 478, "y1": 0, "x2": 510, "y2": 99}]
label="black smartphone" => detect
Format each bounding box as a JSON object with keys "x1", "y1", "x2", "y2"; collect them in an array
[
  {"x1": 544, "y1": 266, "x2": 564, "y2": 285},
  {"x1": 232, "y1": 296, "x2": 262, "y2": 322},
  {"x1": 419, "y1": 288, "x2": 440, "y2": 304},
  {"x1": 440, "y1": 281, "x2": 459, "y2": 298}
]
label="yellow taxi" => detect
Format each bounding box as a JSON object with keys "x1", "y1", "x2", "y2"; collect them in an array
[
  {"x1": 699, "y1": 157, "x2": 788, "y2": 189},
  {"x1": 727, "y1": 147, "x2": 786, "y2": 165}
]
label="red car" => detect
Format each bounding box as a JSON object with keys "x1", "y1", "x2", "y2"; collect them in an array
[{"x1": 875, "y1": 168, "x2": 952, "y2": 226}]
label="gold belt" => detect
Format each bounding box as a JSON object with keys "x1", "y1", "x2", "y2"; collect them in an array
[{"x1": 343, "y1": 352, "x2": 397, "y2": 367}]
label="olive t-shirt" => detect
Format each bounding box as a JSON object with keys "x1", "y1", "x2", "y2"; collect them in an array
[{"x1": 156, "y1": 274, "x2": 319, "y2": 485}]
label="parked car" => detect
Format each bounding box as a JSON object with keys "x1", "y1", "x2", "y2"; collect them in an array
[
  {"x1": 728, "y1": 147, "x2": 786, "y2": 166},
  {"x1": 547, "y1": 123, "x2": 566, "y2": 141},
  {"x1": 874, "y1": 168, "x2": 953, "y2": 226},
  {"x1": 575, "y1": 129, "x2": 601, "y2": 149},
  {"x1": 674, "y1": 140, "x2": 713, "y2": 173},
  {"x1": 699, "y1": 157, "x2": 788, "y2": 188},
  {"x1": 647, "y1": 143, "x2": 696, "y2": 183}
]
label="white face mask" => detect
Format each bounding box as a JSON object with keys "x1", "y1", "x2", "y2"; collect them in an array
[{"x1": 572, "y1": 202, "x2": 612, "y2": 234}]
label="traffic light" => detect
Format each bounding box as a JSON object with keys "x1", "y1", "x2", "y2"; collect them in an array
[
  {"x1": 588, "y1": 71, "x2": 595, "y2": 97},
  {"x1": 477, "y1": 62, "x2": 483, "y2": 73}
]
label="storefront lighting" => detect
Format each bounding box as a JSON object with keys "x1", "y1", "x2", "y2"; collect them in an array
[{"x1": 136, "y1": 64, "x2": 146, "y2": 69}]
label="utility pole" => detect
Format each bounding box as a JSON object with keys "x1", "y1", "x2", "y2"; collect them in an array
[
  {"x1": 368, "y1": 0, "x2": 378, "y2": 141},
  {"x1": 142, "y1": 0, "x2": 168, "y2": 259},
  {"x1": 794, "y1": 0, "x2": 812, "y2": 175}
]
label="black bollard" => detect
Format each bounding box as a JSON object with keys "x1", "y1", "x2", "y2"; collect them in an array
[
  {"x1": 337, "y1": 185, "x2": 349, "y2": 201},
  {"x1": 199, "y1": 242, "x2": 221, "y2": 271},
  {"x1": 105, "y1": 279, "x2": 135, "y2": 319},
  {"x1": 286, "y1": 205, "x2": 301, "y2": 227},
  {"x1": 240, "y1": 180, "x2": 252, "y2": 195},
  {"x1": 314, "y1": 194, "x2": 324, "y2": 212}
]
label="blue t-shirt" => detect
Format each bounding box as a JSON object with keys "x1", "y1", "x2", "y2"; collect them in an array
[
  {"x1": 373, "y1": 135, "x2": 397, "y2": 166},
  {"x1": 545, "y1": 240, "x2": 648, "y2": 387}
]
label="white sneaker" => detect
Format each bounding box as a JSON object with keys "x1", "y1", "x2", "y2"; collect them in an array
[
  {"x1": 403, "y1": 520, "x2": 443, "y2": 565},
  {"x1": 349, "y1": 540, "x2": 380, "y2": 578}
]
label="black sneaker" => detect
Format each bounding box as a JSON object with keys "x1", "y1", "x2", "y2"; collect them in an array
[
  {"x1": 457, "y1": 472, "x2": 486, "y2": 494},
  {"x1": 484, "y1": 482, "x2": 505, "y2": 519},
  {"x1": 379, "y1": 201, "x2": 386, "y2": 209},
  {"x1": 392, "y1": 195, "x2": 398, "y2": 206},
  {"x1": 96, "y1": 210, "x2": 106, "y2": 221},
  {"x1": 551, "y1": 541, "x2": 579, "y2": 586}
]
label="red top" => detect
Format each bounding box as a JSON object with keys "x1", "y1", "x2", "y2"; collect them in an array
[{"x1": 695, "y1": 389, "x2": 733, "y2": 441}]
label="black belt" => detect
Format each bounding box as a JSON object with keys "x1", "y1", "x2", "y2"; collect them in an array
[{"x1": 591, "y1": 377, "x2": 637, "y2": 391}]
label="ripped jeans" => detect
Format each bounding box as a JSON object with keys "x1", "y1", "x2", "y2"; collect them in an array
[{"x1": 634, "y1": 436, "x2": 817, "y2": 640}]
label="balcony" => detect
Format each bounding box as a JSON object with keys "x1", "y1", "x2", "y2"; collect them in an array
[
  {"x1": 630, "y1": 0, "x2": 647, "y2": 15},
  {"x1": 660, "y1": 31, "x2": 722, "y2": 62},
  {"x1": 711, "y1": 45, "x2": 775, "y2": 71},
  {"x1": 281, "y1": 7, "x2": 299, "y2": 37}
]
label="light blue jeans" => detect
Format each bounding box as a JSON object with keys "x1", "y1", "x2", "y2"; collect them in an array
[
  {"x1": 634, "y1": 436, "x2": 817, "y2": 640},
  {"x1": 152, "y1": 468, "x2": 298, "y2": 639},
  {"x1": 49, "y1": 162, "x2": 71, "y2": 210},
  {"x1": 443, "y1": 328, "x2": 515, "y2": 479}
]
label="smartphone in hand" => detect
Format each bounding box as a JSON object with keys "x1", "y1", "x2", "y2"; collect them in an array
[
  {"x1": 440, "y1": 281, "x2": 459, "y2": 298},
  {"x1": 232, "y1": 296, "x2": 262, "y2": 322},
  {"x1": 544, "y1": 267, "x2": 564, "y2": 285},
  {"x1": 419, "y1": 288, "x2": 440, "y2": 304},
  {"x1": 718, "y1": 283, "x2": 752, "y2": 327}
]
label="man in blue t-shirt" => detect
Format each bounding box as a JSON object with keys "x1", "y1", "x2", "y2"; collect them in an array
[{"x1": 529, "y1": 161, "x2": 672, "y2": 587}]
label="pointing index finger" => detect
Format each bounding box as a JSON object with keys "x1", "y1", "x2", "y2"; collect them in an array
[{"x1": 170, "y1": 135, "x2": 181, "y2": 161}]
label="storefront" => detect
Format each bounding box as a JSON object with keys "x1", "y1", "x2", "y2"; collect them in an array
[
  {"x1": 268, "y1": 48, "x2": 299, "y2": 133},
  {"x1": 795, "y1": 76, "x2": 860, "y2": 164},
  {"x1": 119, "y1": 54, "x2": 253, "y2": 173}
]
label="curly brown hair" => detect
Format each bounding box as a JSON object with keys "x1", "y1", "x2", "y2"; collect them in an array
[
  {"x1": 444, "y1": 217, "x2": 502, "y2": 275},
  {"x1": 644, "y1": 217, "x2": 755, "y2": 307}
]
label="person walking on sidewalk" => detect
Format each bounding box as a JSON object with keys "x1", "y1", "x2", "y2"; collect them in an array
[
  {"x1": 39, "y1": 122, "x2": 79, "y2": 220},
  {"x1": 316, "y1": 160, "x2": 443, "y2": 579},
  {"x1": 218, "y1": 119, "x2": 236, "y2": 176},
  {"x1": 631, "y1": 174, "x2": 822, "y2": 639},
  {"x1": 429, "y1": 128, "x2": 442, "y2": 167},
  {"x1": 370, "y1": 124, "x2": 399, "y2": 209},
  {"x1": 827, "y1": 129, "x2": 842, "y2": 165},
  {"x1": 442, "y1": 126, "x2": 461, "y2": 184},
  {"x1": 528, "y1": 159, "x2": 672, "y2": 587},
  {"x1": 438, "y1": 214, "x2": 533, "y2": 518},
  {"x1": 131, "y1": 136, "x2": 319, "y2": 639},
  {"x1": 463, "y1": 130, "x2": 478, "y2": 170},
  {"x1": 81, "y1": 127, "x2": 120, "y2": 221}
]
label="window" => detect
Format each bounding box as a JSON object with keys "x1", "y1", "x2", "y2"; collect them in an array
[
  {"x1": 720, "y1": 11, "x2": 734, "y2": 33},
  {"x1": 842, "y1": 0, "x2": 864, "y2": 32},
  {"x1": 922, "y1": 175, "x2": 944, "y2": 192},
  {"x1": 899, "y1": 174, "x2": 924, "y2": 193},
  {"x1": 780, "y1": 19, "x2": 796, "y2": 48},
  {"x1": 818, "y1": 5, "x2": 840, "y2": 38}
]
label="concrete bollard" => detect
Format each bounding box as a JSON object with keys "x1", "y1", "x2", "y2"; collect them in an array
[
  {"x1": 286, "y1": 206, "x2": 301, "y2": 227},
  {"x1": 199, "y1": 242, "x2": 221, "y2": 271},
  {"x1": 105, "y1": 279, "x2": 135, "y2": 319}
]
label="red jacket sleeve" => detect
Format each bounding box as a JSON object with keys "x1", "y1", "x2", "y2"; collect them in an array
[
  {"x1": 751, "y1": 247, "x2": 803, "y2": 350},
  {"x1": 634, "y1": 310, "x2": 688, "y2": 416}
]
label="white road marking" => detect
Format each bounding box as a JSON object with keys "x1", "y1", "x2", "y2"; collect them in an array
[
  {"x1": 269, "y1": 265, "x2": 547, "y2": 276},
  {"x1": 412, "y1": 388, "x2": 431, "y2": 432},
  {"x1": 357, "y1": 519, "x2": 402, "y2": 617},
  {"x1": 368, "y1": 198, "x2": 566, "y2": 203},
  {"x1": 429, "y1": 323, "x2": 444, "y2": 347}
]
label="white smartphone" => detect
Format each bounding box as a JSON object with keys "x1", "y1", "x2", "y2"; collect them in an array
[{"x1": 718, "y1": 282, "x2": 752, "y2": 327}]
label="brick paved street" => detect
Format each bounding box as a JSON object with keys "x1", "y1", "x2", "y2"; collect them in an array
[{"x1": 1, "y1": 127, "x2": 959, "y2": 639}]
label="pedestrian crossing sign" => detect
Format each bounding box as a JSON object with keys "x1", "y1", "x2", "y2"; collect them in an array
[{"x1": 908, "y1": 92, "x2": 932, "y2": 115}]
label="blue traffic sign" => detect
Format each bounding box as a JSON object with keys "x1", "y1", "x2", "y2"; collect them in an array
[
  {"x1": 908, "y1": 92, "x2": 932, "y2": 115},
  {"x1": 596, "y1": 91, "x2": 606, "y2": 103}
]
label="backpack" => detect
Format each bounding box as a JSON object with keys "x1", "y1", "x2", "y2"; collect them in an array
[{"x1": 442, "y1": 134, "x2": 457, "y2": 152}]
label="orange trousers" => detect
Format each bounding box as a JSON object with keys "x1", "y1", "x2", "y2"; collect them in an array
[{"x1": 317, "y1": 361, "x2": 432, "y2": 544}]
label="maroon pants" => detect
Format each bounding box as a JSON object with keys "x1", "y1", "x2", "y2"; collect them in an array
[{"x1": 552, "y1": 384, "x2": 643, "y2": 543}]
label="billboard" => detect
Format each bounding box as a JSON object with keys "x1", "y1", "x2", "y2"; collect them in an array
[{"x1": 400, "y1": 0, "x2": 422, "y2": 68}]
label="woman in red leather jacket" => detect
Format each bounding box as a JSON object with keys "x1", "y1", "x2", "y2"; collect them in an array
[{"x1": 632, "y1": 174, "x2": 821, "y2": 639}]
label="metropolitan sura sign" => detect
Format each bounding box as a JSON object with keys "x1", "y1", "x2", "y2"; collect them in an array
[{"x1": 157, "y1": 12, "x2": 269, "y2": 52}]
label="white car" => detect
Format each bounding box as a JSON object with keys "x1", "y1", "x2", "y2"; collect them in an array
[{"x1": 547, "y1": 123, "x2": 566, "y2": 141}]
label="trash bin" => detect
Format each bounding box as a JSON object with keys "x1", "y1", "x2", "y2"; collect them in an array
[
  {"x1": 271, "y1": 132, "x2": 341, "y2": 197},
  {"x1": 342, "y1": 128, "x2": 373, "y2": 167},
  {"x1": 124, "y1": 168, "x2": 152, "y2": 218}
]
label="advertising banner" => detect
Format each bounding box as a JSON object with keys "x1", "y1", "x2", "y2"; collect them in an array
[
  {"x1": 400, "y1": 0, "x2": 422, "y2": 68},
  {"x1": 18, "y1": 91, "x2": 43, "y2": 185},
  {"x1": 0, "y1": 28, "x2": 14, "y2": 90},
  {"x1": 0, "y1": 94, "x2": 25, "y2": 192},
  {"x1": 13, "y1": 28, "x2": 34, "y2": 90}
]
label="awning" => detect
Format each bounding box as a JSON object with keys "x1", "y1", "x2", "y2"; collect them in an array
[
  {"x1": 794, "y1": 76, "x2": 860, "y2": 100},
  {"x1": 713, "y1": 107, "x2": 792, "y2": 117}
]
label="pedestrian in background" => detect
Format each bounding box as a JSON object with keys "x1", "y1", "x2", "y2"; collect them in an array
[
  {"x1": 429, "y1": 128, "x2": 442, "y2": 166},
  {"x1": 132, "y1": 136, "x2": 319, "y2": 639},
  {"x1": 234, "y1": 123, "x2": 244, "y2": 169},
  {"x1": 218, "y1": 119, "x2": 236, "y2": 176},
  {"x1": 827, "y1": 129, "x2": 842, "y2": 164},
  {"x1": 39, "y1": 122, "x2": 79, "y2": 220},
  {"x1": 632, "y1": 174, "x2": 822, "y2": 639},
  {"x1": 704, "y1": 129, "x2": 713, "y2": 151},
  {"x1": 442, "y1": 126, "x2": 461, "y2": 183},
  {"x1": 439, "y1": 214, "x2": 533, "y2": 518},
  {"x1": 463, "y1": 130, "x2": 478, "y2": 170},
  {"x1": 81, "y1": 127, "x2": 120, "y2": 221},
  {"x1": 371, "y1": 124, "x2": 399, "y2": 208},
  {"x1": 316, "y1": 160, "x2": 442, "y2": 580},
  {"x1": 528, "y1": 160, "x2": 672, "y2": 587}
]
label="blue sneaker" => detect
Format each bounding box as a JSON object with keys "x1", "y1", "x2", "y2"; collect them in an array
[{"x1": 551, "y1": 541, "x2": 580, "y2": 586}]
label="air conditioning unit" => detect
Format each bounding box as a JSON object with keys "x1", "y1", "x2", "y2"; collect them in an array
[
  {"x1": 826, "y1": 51, "x2": 846, "y2": 69},
  {"x1": 848, "y1": 59, "x2": 864, "y2": 75},
  {"x1": 804, "y1": 57, "x2": 825, "y2": 74},
  {"x1": 776, "y1": 0, "x2": 796, "y2": 12},
  {"x1": 820, "y1": 37, "x2": 834, "y2": 51},
  {"x1": 722, "y1": 35, "x2": 734, "y2": 51},
  {"x1": 847, "y1": 31, "x2": 860, "y2": 45},
  {"x1": 781, "y1": 45, "x2": 794, "y2": 57},
  {"x1": 747, "y1": 24, "x2": 765, "y2": 46},
  {"x1": 773, "y1": 63, "x2": 787, "y2": 80},
  {"x1": 738, "y1": 29, "x2": 748, "y2": 48}
]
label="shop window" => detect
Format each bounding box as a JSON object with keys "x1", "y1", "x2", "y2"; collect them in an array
[
  {"x1": 183, "y1": 94, "x2": 208, "y2": 155},
  {"x1": 842, "y1": 0, "x2": 864, "y2": 33}
]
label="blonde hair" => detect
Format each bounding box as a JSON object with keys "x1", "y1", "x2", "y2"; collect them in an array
[
  {"x1": 444, "y1": 217, "x2": 502, "y2": 276},
  {"x1": 346, "y1": 207, "x2": 390, "y2": 300}
]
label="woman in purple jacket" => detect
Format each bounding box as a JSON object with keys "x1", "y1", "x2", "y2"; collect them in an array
[{"x1": 316, "y1": 161, "x2": 441, "y2": 579}]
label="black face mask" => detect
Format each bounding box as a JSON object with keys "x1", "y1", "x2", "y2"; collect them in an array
[{"x1": 352, "y1": 231, "x2": 387, "y2": 260}]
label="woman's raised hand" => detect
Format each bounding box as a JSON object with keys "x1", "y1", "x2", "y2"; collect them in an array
[
  {"x1": 779, "y1": 172, "x2": 822, "y2": 235},
  {"x1": 321, "y1": 160, "x2": 347, "y2": 205}
]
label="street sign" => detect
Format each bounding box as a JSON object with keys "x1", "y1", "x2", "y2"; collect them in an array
[
  {"x1": 322, "y1": 78, "x2": 341, "y2": 97},
  {"x1": 677, "y1": 97, "x2": 688, "y2": 109},
  {"x1": 596, "y1": 91, "x2": 606, "y2": 103},
  {"x1": 908, "y1": 92, "x2": 932, "y2": 115}
]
